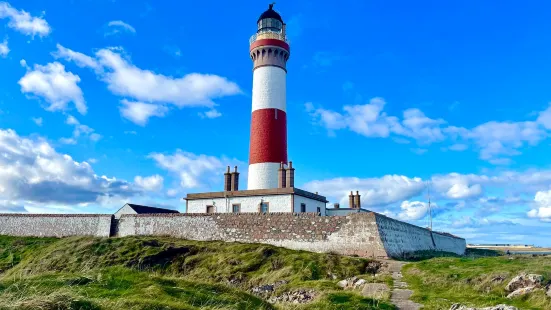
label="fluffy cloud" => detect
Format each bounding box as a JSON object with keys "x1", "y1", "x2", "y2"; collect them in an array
[
  {"x1": 528, "y1": 189, "x2": 551, "y2": 222},
  {"x1": 199, "y1": 109, "x2": 222, "y2": 119},
  {"x1": 308, "y1": 97, "x2": 551, "y2": 163},
  {"x1": 54, "y1": 45, "x2": 241, "y2": 123},
  {"x1": 105, "y1": 20, "x2": 136, "y2": 36},
  {"x1": 398, "y1": 200, "x2": 434, "y2": 221},
  {"x1": 0, "y1": 2, "x2": 51, "y2": 37},
  {"x1": 149, "y1": 150, "x2": 243, "y2": 189},
  {"x1": 0, "y1": 129, "x2": 139, "y2": 206},
  {"x1": 59, "y1": 115, "x2": 101, "y2": 144},
  {"x1": 0, "y1": 38, "x2": 8, "y2": 57},
  {"x1": 119, "y1": 99, "x2": 168, "y2": 126},
  {"x1": 18, "y1": 61, "x2": 87, "y2": 114},
  {"x1": 304, "y1": 169, "x2": 551, "y2": 211},
  {"x1": 134, "y1": 174, "x2": 164, "y2": 192}
]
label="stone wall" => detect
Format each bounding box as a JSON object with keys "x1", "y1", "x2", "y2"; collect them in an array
[
  {"x1": 0, "y1": 212, "x2": 466, "y2": 258},
  {"x1": 373, "y1": 213, "x2": 465, "y2": 256},
  {"x1": 117, "y1": 212, "x2": 465, "y2": 258},
  {"x1": 0, "y1": 214, "x2": 112, "y2": 238}
]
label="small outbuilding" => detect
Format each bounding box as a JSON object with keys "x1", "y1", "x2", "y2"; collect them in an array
[{"x1": 114, "y1": 203, "x2": 179, "y2": 219}]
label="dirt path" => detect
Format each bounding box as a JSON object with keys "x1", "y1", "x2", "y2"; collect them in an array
[{"x1": 386, "y1": 260, "x2": 422, "y2": 310}]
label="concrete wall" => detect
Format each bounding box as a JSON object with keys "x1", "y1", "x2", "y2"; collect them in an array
[
  {"x1": 187, "y1": 194, "x2": 293, "y2": 213},
  {"x1": 293, "y1": 195, "x2": 326, "y2": 214},
  {"x1": 0, "y1": 214, "x2": 112, "y2": 238},
  {"x1": 433, "y1": 231, "x2": 467, "y2": 254}
]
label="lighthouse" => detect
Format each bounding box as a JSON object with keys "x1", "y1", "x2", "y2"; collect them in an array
[{"x1": 247, "y1": 4, "x2": 291, "y2": 190}]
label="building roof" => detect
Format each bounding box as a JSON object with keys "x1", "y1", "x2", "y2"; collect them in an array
[
  {"x1": 185, "y1": 187, "x2": 328, "y2": 203},
  {"x1": 124, "y1": 203, "x2": 179, "y2": 214},
  {"x1": 258, "y1": 4, "x2": 283, "y2": 23}
]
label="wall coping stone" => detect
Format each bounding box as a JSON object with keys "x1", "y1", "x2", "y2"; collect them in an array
[{"x1": 0, "y1": 214, "x2": 112, "y2": 218}]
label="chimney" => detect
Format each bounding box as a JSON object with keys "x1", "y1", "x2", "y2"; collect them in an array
[
  {"x1": 334, "y1": 203, "x2": 340, "y2": 209},
  {"x1": 354, "y1": 191, "x2": 361, "y2": 209},
  {"x1": 278, "y1": 162, "x2": 286, "y2": 188},
  {"x1": 285, "y1": 161, "x2": 295, "y2": 188},
  {"x1": 224, "y1": 166, "x2": 231, "y2": 191},
  {"x1": 230, "y1": 166, "x2": 240, "y2": 191},
  {"x1": 349, "y1": 191, "x2": 355, "y2": 208}
]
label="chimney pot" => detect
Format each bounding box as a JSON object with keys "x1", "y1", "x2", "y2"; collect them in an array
[
  {"x1": 285, "y1": 161, "x2": 295, "y2": 188},
  {"x1": 230, "y1": 166, "x2": 240, "y2": 191}
]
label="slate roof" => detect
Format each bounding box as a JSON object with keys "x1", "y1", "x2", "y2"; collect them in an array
[{"x1": 125, "y1": 203, "x2": 179, "y2": 214}]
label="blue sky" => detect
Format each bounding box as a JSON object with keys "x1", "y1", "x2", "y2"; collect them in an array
[{"x1": 1, "y1": 0, "x2": 551, "y2": 246}]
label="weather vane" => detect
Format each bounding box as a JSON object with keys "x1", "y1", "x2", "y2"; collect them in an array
[{"x1": 269, "y1": 2, "x2": 275, "y2": 9}]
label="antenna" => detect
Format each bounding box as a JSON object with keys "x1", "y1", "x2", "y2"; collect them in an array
[{"x1": 426, "y1": 181, "x2": 433, "y2": 231}]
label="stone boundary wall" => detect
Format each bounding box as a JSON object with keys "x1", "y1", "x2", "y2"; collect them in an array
[
  {"x1": 0, "y1": 212, "x2": 466, "y2": 257},
  {"x1": 0, "y1": 214, "x2": 112, "y2": 238},
  {"x1": 373, "y1": 213, "x2": 466, "y2": 256}
]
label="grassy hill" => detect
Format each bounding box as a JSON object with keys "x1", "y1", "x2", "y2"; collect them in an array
[
  {"x1": 0, "y1": 235, "x2": 395, "y2": 310},
  {"x1": 403, "y1": 254, "x2": 551, "y2": 310}
]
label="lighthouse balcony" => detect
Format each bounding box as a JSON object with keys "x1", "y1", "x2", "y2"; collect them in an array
[{"x1": 249, "y1": 31, "x2": 289, "y2": 46}]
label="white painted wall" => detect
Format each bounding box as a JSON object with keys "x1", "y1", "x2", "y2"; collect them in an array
[
  {"x1": 252, "y1": 66, "x2": 286, "y2": 112},
  {"x1": 293, "y1": 195, "x2": 326, "y2": 214},
  {"x1": 187, "y1": 194, "x2": 292, "y2": 213},
  {"x1": 114, "y1": 204, "x2": 137, "y2": 219},
  {"x1": 248, "y1": 162, "x2": 280, "y2": 190}
]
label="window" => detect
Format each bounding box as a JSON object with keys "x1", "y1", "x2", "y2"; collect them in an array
[
  {"x1": 206, "y1": 205, "x2": 215, "y2": 214},
  {"x1": 260, "y1": 202, "x2": 269, "y2": 213},
  {"x1": 232, "y1": 204, "x2": 240, "y2": 213},
  {"x1": 317, "y1": 207, "x2": 321, "y2": 214},
  {"x1": 300, "y1": 203, "x2": 306, "y2": 213}
]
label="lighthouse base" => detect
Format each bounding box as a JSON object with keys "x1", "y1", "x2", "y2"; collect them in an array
[{"x1": 247, "y1": 162, "x2": 280, "y2": 190}]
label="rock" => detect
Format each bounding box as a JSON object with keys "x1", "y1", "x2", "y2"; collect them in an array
[
  {"x1": 490, "y1": 275, "x2": 506, "y2": 283},
  {"x1": 354, "y1": 279, "x2": 367, "y2": 287},
  {"x1": 251, "y1": 280, "x2": 288, "y2": 296},
  {"x1": 362, "y1": 283, "x2": 390, "y2": 299},
  {"x1": 337, "y1": 276, "x2": 358, "y2": 289},
  {"x1": 337, "y1": 279, "x2": 348, "y2": 288},
  {"x1": 450, "y1": 304, "x2": 518, "y2": 310},
  {"x1": 507, "y1": 286, "x2": 537, "y2": 299},
  {"x1": 268, "y1": 289, "x2": 316, "y2": 304},
  {"x1": 505, "y1": 274, "x2": 543, "y2": 292}
]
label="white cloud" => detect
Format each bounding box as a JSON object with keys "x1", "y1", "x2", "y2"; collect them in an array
[
  {"x1": 0, "y1": 129, "x2": 139, "y2": 206},
  {"x1": 398, "y1": 200, "x2": 435, "y2": 221},
  {"x1": 528, "y1": 189, "x2": 551, "y2": 222},
  {"x1": 149, "y1": 150, "x2": 243, "y2": 189},
  {"x1": 308, "y1": 97, "x2": 551, "y2": 163},
  {"x1": 0, "y1": 38, "x2": 8, "y2": 57},
  {"x1": 199, "y1": 109, "x2": 222, "y2": 119},
  {"x1": 105, "y1": 20, "x2": 136, "y2": 36},
  {"x1": 54, "y1": 45, "x2": 242, "y2": 124},
  {"x1": 31, "y1": 117, "x2": 43, "y2": 126},
  {"x1": 60, "y1": 115, "x2": 101, "y2": 143},
  {"x1": 134, "y1": 174, "x2": 164, "y2": 192},
  {"x1": 119, "y1": 99, "x2": 168, "y2": 126},
  {"x1": 166, "y1": 188, "x2": 178, "y2": 197},
  {"x1": 0, "y1": 2, "x2": 51, "y2": 37},
  {"x1": 18, "y1": 62, "x2": 87, "y2": 114},
  {"x1": 52, "y1": 44, "x2": 101, "y2": 71}
]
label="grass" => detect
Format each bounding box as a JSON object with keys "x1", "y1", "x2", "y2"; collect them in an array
[
  {"x1": 402, "y1": 254, "x2": 551, "y2": 310},
  {"x1": 0, "y1": 235, "x2": 396, "y2": 309}
]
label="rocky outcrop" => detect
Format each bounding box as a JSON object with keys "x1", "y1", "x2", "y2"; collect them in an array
[
  {"x1": 268, "y1": 289, "x2": 316, "y2": 304},
  {"x1": 337, "y1": 276, "x2": 367, "y2": 289},
  {"x1": 505, "y1": 274, "x2": 543, "y2": 292},
  {"x1": 250, "y1": 280, "x2": 288, "y2": 296},
  {"x1": 504, "y1": 273, "x2": 544, "y2": 299},
  {"x1": 450, "y1": 304, "x2": 518, "y2": 310}
]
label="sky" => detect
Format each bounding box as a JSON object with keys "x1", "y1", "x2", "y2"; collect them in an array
[{"x1": 0, "y1": 0, "x2": 550, "y2": 246}]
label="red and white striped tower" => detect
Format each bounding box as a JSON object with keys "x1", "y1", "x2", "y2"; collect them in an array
[{"x1": 248, "y1": 4, "x2": 290, "y2": 190}]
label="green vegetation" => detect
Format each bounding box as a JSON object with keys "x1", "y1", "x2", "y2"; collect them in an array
[
  {"x1": 0, "y1": 235, "x2": 395, "y2": 309},
  {"x1": 403, "y1": 254, "x2": 551, "y2": 310}
]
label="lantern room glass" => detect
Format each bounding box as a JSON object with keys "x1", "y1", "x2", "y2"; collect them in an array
[{"x1": 257, "y1": 18, "x2": 282, "y2": 34}]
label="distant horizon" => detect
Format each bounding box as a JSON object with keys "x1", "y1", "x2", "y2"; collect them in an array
[{"x1": 0, "y1": 0, "x2": 550, "y2": 247}]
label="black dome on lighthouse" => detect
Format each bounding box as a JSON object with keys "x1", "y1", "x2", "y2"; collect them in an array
[{"x1": 257, "y1": 3, "x2": 283, "y2": 23}]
